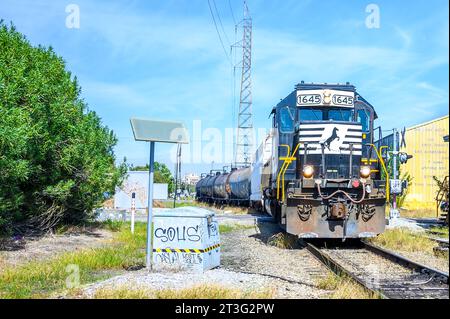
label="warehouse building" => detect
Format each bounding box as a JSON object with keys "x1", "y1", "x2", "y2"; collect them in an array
[{"x1": 401, "y1": 115, "x2": 449, "y2": 210}]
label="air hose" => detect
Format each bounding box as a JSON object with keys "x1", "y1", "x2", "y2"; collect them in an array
[{"x1": 316, "y1": 182, "x2": 366, "y2": 204}]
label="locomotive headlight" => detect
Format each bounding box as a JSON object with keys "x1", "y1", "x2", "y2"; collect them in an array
[
  {"x1": 303, "y1": 165, "x2": 314, "y2": 178},
  {"x1": 360, "y1": 166, "x2": 371, "y2": 178},
  {"x1": 323, "y1": 90, "x2": 332, "y2": 104}
]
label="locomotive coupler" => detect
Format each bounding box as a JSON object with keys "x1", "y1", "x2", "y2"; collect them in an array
[{"x1": 329, "y1": 201, "x2": 348, "y2": 219}]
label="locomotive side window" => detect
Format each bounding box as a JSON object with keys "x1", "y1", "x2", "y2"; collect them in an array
[
  {"x1": 357, "y1": 109, "x2": 370, "y2": 132},
  {"x1": 279, "y1": 107, "x2": 295, "y2": 133},
  {"x1": 299, "y1": 108, "x2": 323, "y2": 121}
]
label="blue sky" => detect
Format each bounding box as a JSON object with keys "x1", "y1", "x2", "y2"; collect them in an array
[{"x1": 1, "y1": 0, "x2": 448, "y2": 175}]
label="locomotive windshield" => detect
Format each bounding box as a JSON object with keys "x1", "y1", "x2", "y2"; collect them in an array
[
  {"x1": 298, "y1": 107, "x2": 354, "y2": 122},
  {"x1": 298, "y1": 108, "x2": 323, "y2": 121}
]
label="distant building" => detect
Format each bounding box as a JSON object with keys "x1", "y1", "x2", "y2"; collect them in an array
[
  {"x1": 113, "y1": 171, "x2": 168, "y2": 209},
  {"x1": 401, "y1": 115, "x2": 449, "y2": 210},
  {"x1": 184, "y1": 173, "x2": 200, "y2": 186}
]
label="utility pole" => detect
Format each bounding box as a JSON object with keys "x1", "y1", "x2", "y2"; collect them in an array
[{"x1": 234, "y1": 0, "x2": 253, "y2": 166}]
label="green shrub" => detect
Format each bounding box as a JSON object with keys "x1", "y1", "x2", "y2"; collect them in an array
[{"x1": 0, "y1": 22, "x2": 126, "y2": 233}]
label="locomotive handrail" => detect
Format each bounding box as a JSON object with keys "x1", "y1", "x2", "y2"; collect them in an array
[
  {"x1": 277, "y1": 143, "x2": 302, "y2": 202},
  {"x1": 366, "y1": 143, "x2": 390, "y2": 206},
  {"x1": 276, "y1": 145, "x2": 291, "y2": 200},
  {"x1": 281, "y1": 143, "x2": 302, "y2": 202}
]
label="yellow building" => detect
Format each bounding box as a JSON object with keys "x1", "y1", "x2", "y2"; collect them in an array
[{"x1": 401, "y1": 115, "x2": 449, "y2": 210}]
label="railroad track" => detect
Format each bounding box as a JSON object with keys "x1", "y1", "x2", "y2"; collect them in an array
[
  {"x1": 304, "y1": 240, "x2": 449, "y2": 299},
  {"x1": 427, "y1": 236, "x2": 449, "y2": 247}
]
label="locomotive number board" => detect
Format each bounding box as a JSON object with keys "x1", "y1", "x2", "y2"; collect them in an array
[{"x1": 296, "y1": 89, "x2": 355, "y2": 108}]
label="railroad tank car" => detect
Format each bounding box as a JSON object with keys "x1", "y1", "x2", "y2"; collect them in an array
[
  {"x1": 205, "y1": 173, "x2": 221, "y2": 202},
  {"x1": 228, "y1": 167, "x2": 251, "y2": 204},
  {"x1": 195, "y1": 175, "x2": 207, "y2": 199},
  {"x1": 196, "y1": 82, "x2": 395, "y2": 239},
  {"x1": 213, "y1": 172, "x2": 230, "y2": 202}
]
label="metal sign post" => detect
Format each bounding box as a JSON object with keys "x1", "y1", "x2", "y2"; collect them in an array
[
  {"x1": 146, "y1": 141, "x2": 155, "y2": 269},
  {"x1": 130, "y1": 118, "x2": 189, "y2": 270}
]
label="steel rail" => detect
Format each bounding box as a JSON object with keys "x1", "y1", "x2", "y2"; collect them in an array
[
  {"x1": 304, "y1": 242, "x2": 387, "y2": 299},
  {"x1": 362, "y1": 241, "x2": 449, "y2": 284},
  {"x1": 427, "y1": 236, "x2": 449, "y2": 246}
]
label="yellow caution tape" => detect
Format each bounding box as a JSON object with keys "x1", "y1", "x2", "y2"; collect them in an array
[{"x1": 153, "y1": 244, "x2": 221, "y2": 254}]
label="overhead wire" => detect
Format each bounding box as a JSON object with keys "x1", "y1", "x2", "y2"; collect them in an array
[
  {"x1": 212, "y1": 0, "x2": 231, "y2": 48},
  {"x1": 228, "y1": 0, "x2": 237, "y2": 25},
  {"x1": 207, "y1": 0, "x2": 232, "y2": 64}
]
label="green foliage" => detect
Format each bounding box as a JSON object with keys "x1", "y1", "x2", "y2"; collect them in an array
[
  {"x1": 380, "y1": 148, "x2": 413, "y2": 208},
  {"x1": 397, "y1": 172, "x2": 413, "y2": 208},
  {"x1": 0, "y1": 22, "x2": 126, "y2": 233},
  {"x1": 101, "y1": 219, "x2": 124, "y2": 232},
  {"x1": 129, "y1": 162, "x2": 174, "y2": 193}
]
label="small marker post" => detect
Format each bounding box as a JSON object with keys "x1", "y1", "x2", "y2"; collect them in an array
[{"x1": 131, "y1": 192, "x2": 136, "y2": 234}]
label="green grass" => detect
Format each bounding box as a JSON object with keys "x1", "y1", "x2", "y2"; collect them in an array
[
  {"x1": 0, "y1": 221, "x2": 257, "y2": 299},
  {"x1": 101, "y1": 219, "x2": 125, "y2": 232},
  {"x1": 218, "y1": 223, "x2": 254, "y2": 234},
  {"x1": 399, "y1": 208, "x2": 438, "y2": 219},
  {"x1": 89, "y1": 284, "x2": 274, "y2": 299},
  {"x1": 0, "y1": 222, "x2": 146, "y2": 299},
  {"x1": 370, "y1": 228, "x2": 436, "y2": 253},
  {"x1": 427, "y1": 226, "x2": 449, "y2": 238},
  {"x1": 158, "y1": 201, "x2": 200, "y2": 209},
  {"x1": 267, "y1": 232, "x2": 298, "y2": 249},
  {"x1": 317, "y1": 272, "x2": 381, "y2": 299}
]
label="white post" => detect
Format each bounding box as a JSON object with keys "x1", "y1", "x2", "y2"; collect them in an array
[
  {"x1": 146, "y1": 142, "x2": 156, "y2": 269},
  {"x1": 131, "y1": 192, "x2": 136, "y2": 234}
]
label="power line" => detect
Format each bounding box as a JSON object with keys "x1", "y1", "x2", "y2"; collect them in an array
[
  {"x1": 207, "y1": 0, "x2": 231, "y2": 64},
  {"x1": 228, "y1": 0, "x2": 237, "y2": 25},
  {"x1": 212, "y1": 0, "x2": 231, "y2": 46}
]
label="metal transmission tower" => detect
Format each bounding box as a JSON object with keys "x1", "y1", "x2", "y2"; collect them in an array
[{"x1": 234, "y1": 1, "x2": 253, "y2": 166}]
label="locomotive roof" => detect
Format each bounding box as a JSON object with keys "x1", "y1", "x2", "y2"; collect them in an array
[
  {"x1": 295, "y1": 82, "x2": 356, "y2": 91},
  {"x1": 272, "y1": 82, "x2": 378, "y2": 119}
]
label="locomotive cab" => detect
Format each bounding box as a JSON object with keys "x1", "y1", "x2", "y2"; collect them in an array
[{"x1": 268, "y1": 82, "x2": 387, "y2": 239}]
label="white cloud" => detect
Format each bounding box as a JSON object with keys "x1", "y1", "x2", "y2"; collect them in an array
[{"x1": 394, "y1": 26, "x2": 412, "y2": 48}]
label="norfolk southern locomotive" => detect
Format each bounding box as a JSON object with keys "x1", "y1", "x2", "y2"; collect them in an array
[{"x1": 196, "y1": 82, "x2": 388, "y2": 239}]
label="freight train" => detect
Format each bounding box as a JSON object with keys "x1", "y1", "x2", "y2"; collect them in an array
[{"x1": 196, "y1": 82, "x2": 389, "y2": 239}]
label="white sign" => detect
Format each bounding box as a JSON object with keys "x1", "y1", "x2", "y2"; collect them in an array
[
  {"x1": 297, "y1": 89, "x2": 355, "y2": 108},
  {"x1": 390, "y1": 179, "x2": 403, "y2": 195}
]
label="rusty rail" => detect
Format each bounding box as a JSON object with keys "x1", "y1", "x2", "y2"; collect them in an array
[
  {"x1": 305, "y1": 240, "x2": 449, "y2": 299},
  {"x1": 363, "y1": 241, "x2": 449, "y2": 284},
  {"x1": 304, "y1": 242, "x2": 386, "y2": 299}
]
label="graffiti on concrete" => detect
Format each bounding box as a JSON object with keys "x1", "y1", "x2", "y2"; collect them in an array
[
  {"x1": 155, "y1": 251, "x2": 202, "y2": 266},
  {"x1": 155, "y1": 225, "x2": 202, "y2": 243}
]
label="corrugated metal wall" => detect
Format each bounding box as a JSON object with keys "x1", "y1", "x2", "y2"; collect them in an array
[{"x1": 401, "y1": 115, "x2": 449, "y2": 210}]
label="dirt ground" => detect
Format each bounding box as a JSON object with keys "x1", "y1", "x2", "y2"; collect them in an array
[{"x1": 0, "y1": 227, "x2": 113, "y2": 268}]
